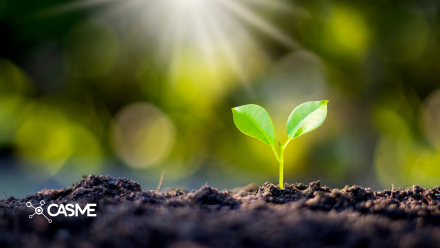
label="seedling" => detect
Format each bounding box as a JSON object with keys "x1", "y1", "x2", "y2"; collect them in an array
[{"x1": 232, "y1": 100, "x2": 328, "y2": 189}]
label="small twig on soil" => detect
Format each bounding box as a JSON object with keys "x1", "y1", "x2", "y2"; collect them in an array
[
  {"x1": 156, "y1": 171, "x2": 166, "y2": 193},
  {"x1": 390, "y1": 183, "x2": 395, "y2": 198},
  {"x1": 2, "y1": 191, "x2": 8, "y2": 198}
]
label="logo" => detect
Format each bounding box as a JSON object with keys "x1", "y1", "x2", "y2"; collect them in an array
[
  {"x1": 27, "y1": 201, "x2": 97, "y2": 223},
  {"x1": 27, "y1": 200, "x2": 52, "y2": 223}
]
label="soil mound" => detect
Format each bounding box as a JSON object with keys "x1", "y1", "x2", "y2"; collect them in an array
[{"x1": 1, "y1": 175, "x2": 440, "y2": 248}]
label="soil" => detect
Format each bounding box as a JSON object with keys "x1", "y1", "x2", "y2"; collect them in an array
[{"x1": 2, "y1": 175, "x2": 440, "y2": 248}]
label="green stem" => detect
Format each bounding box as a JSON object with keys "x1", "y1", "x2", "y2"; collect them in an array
[
  {"x1": 271, "y1": 145, "x2": 280, "y2": 162},
  {"x1": 272, "y1": 138, "x2": 292, "y2": 190},
  {"x1": 279, "y1": 146, "x2": 284, "y2": 189},
  {"x1": 278, "y1": 138, "x2": 291, "y2": 190}
]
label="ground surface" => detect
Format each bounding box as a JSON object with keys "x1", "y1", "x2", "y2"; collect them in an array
[{"x1": 1, "y1": 175, "x2": 440, "y2": 248}]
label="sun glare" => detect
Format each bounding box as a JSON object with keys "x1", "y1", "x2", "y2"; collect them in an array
[{"x1": 45, "y1": 0, "x2": 299, "y2": 91}]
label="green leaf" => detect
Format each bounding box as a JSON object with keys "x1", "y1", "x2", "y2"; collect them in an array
[
  {"x1": 287, "y1": 100, "x2": 328, "y2": 139},
  {"x1": 232, "y1": 104, "x2": 275, "y2": 145}
]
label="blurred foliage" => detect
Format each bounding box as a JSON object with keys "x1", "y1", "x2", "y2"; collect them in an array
[{"x1": 1, "y1": 0, "x2": 440, "y2": 193}]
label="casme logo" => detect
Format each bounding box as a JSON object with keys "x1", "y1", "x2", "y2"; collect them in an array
[
  {"x1": 27, "y1": 200, "x2": 52, "y2": 223},
  {"x1": 27, "y1": 201, "x2": 97, "y2": 223}
]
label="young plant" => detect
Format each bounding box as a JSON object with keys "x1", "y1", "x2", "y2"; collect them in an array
[{"x1": 232, "y1": 100, "x2": 328, "y2": 189}]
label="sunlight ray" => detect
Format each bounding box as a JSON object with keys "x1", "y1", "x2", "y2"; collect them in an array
[
  {"x1": 40, "y1": 0, "x2": 118, "y2": 16},
  {"x1": 219, "y1": 0, "x2": 300, "y2": 49},
  {"x1": 95, "y1": 0, "x2": 148, "y2": 22},
  {"x1": 190, "y1": 1, "x2": 218, "y2": 70},
  {"x1": 162, "y1": 4, "x2": 186, "y2": 87},
  {"x1": 202, "y1": 7, "x2": 254, "y2": 96},
  {"x1": 241, "y1": 0, "x2": 295, "y2": 13},
  {"x1": 42, "y1": 0, "x2": 299, "y2": 95},
  {"x1": 210, "y1": 2, "x2": 265, "y2": 56}
]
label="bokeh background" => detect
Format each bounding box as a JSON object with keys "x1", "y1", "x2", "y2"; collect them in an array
[{"x1": 1, "y1": 0, "x2": 440, "y2": 198}]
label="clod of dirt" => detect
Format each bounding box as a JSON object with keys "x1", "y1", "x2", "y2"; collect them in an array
[{"x1": 2, "y1": 175, "x2": 440, "y2": 248}]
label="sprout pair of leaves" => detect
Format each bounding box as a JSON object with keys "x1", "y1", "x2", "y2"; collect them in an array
[
  {"x1": 232, "y1": 100, "x2": 328, "y2": 146},
  {"x1": 231, "y1": 100, "x2": 328, "y2": 189}
]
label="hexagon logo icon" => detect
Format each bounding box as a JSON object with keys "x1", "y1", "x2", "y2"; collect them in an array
[{"x1": 26, "y1": 200, "x2": 52, "y2": 223}]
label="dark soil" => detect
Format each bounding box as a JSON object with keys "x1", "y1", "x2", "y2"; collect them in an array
[{"x1": 2, "y1": 175, "x2": 440, "y2": 248}]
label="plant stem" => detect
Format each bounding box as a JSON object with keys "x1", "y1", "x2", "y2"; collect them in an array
[
  {"x1": 271, "y1": 145, "x2": 280, "y2": 162},
  {"x1": 278, "y1": 138, "x2": 292, "y2": 190},
  {"x1": 279, "y1": 146, "x2": 284, "y2": 189},
  {"x1": 271, "y1": 145, "x2": 283, "y2": 189},
  {"x1": 272, "y1": 138, "x2": 292, "y2": 190}
]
